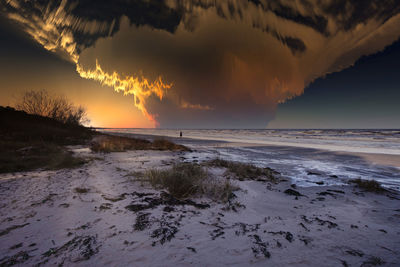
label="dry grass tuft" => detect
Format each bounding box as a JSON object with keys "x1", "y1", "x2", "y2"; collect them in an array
[
  {"x1": 90, "y1": 135, "x2": 150, "y2": 152},
  {"x1": 145, "y1": 163, "x2": 206, "y2": 199},
  {"x1": 202, "y1": 179, "x2": 238, "y2": 203},
  {"x1": 152, "y1": 138, "x2": 189, "y2": 151},
  {"x1": 207, "y1": 158, "x2": 278, "y2": 182},
  {"x1": 144, "y1": 162, "x2": 237, "y2": 202},
  {"x1": 90, "y1": 135, "x2": 189, "y2": 153},
  {"x1": 349, "y1": 178, "x2": 386, "y2": 193}
]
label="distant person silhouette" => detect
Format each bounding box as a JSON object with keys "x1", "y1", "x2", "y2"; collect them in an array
[{"x1": 180, "y1": 131, "x2": 182, "y2": 138}]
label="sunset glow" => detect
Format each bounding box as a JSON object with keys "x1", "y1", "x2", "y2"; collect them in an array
[{"x1": 76, "y1": 60, "x2": 172, "y2": 127}]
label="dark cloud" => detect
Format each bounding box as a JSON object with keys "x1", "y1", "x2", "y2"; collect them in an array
[
  {"x1": 322, "y1": 0, "x2": 400, "y2": 31},
  {"x1": 0, "y1": 0, "x2": 182, "y2": 55},
  {"x1": 249, "y1": 0, "x2": 329, "y2": 35},
  {"x1": 2, "y1": 0, "x2": 400, "y2": 128},
  {"x1": 280, "y1": 36, "x2": 306, "y2": 55}
]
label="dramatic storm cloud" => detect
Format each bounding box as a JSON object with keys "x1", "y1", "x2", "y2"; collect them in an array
[{"x1": 2, "y1": 0, "x2": 400, "y2": 127}]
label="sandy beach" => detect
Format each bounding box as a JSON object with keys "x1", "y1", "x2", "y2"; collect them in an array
[{"x1": 1, "y1": 138, "x2": 399, "y2": 266}]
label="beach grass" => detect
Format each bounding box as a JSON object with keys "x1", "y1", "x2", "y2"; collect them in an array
[
  {"x1": 144, "y1": 162, "x2": 237, "y2": 202},
  {"x1": 207, "y1": 158, "x2": 278, "y2": 181},
  {"x1": 152, "y1": 138, "x2": 189, "y2": 151},
  {"x1": 90, "y1": 135, "x2": 189, "y2": 153}
]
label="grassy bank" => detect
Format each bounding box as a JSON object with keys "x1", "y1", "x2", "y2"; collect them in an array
[
  {"x1": 0, "y1": 106, "x2": 93, "y2": 173},
  {"x1": 0, "y1": 106, "x2": 189, "y2": 173}
]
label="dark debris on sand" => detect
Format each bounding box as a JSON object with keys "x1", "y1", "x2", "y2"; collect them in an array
[
  {"x1": 301, "y1": 215, "x2": 338, "y2": 229},
  {"x1": 40, "y1": 235, "x2": 100, "y2": 265},
  {"x1": 151, "y1": 217, "x2": 180, "y2": 246},
  {"x1": 134, "y1": 213, "x2": 151, "y2": 231},
  {"x1": 0, "y1": 251, "x2": 31, "y2": 266},
  {"x1": 284, "y1": 189, "x2": 305, "y2": 197},
  {"x1": 125, "y1": 191, "x2": 210, "y2": 213},
  {"x1": 251, "y1": 235, "x2": 270, "y2": 258},
  {"x1": 0, "y1": 223, "x2": 30, "y2": 237},
  {"x1": 234, "y1": 223, "x2": 260, "y2": 236},
  {"x1": 267, "y1": 231, "x2": 294, "y2": 242}
]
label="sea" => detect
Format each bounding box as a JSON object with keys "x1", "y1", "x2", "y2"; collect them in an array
[{"x1": 101, "y1": 128, "x2": 400, "y2": 191}]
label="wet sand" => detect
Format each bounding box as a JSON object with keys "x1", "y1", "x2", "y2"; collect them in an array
[
  {"x1": 114, "y1": 132, "x2": 400, "y2": 167},
  {"x1": 339, "y1": 152, "x2": 400, "y2": 168}
]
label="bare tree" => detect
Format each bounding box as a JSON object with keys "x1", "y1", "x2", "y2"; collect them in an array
[{"x1": 16, "y1": 90, "x2": 88, "y2": 126}]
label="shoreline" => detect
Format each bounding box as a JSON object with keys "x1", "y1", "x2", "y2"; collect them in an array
[
  {"x1": 99, "y1": 129, "x2": 400, "y2": 156},
  {"x1": 102, "y1": 131, "x2": 400, "y2": 191}
]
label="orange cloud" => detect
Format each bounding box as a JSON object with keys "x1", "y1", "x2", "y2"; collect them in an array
[
  {"x1": 76, "y1": 60, "x2": 172, "y2": 126},
  {"x1": 3, "y1": 0, "x2": 400, "y2": 127}
]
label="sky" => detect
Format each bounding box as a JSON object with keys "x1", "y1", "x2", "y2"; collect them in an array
[
  {"x1": 0, "y1": 0, "x2": 400, "y2": 129},
  {"x1": 268, "y1": 37, "x2": 400, "y2": 129}
]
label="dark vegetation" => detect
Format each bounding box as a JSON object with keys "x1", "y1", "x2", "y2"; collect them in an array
[
  {"x1": 16, "y1": 90, "x2": 88, "y2": 126},
  {"x1": 0, "y1": 106, "x2": 92, "y2": 145},
  {"x1": 1, "y1": 90, "x2": 188, "y2": 172},
  {"x1": 125, "y1": 191, "x2": 210, "y2": 213},
  {"x1": 349, "y1": 178, "x2": 386, "y2": 193},
  {"x1": 40, "y1": 235, "x2": 99, "y2": 264},
  {"x1": 207, "y1": 158, "x2": 279, "y2": 182},
  {"x1": 90, "y1": 135, "x2": 189, "y2": 153},
  {"x1": 0, "y1": 251, "x2": 31, "y2": 266},
  {"x1": 0, "y1": 106, "x2": 93, "y2": 173}
]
